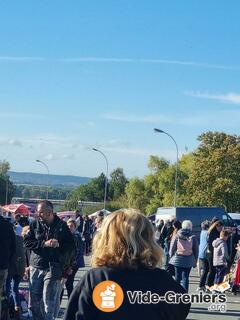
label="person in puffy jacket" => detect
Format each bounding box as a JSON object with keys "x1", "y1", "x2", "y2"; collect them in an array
[
  {"x1": 212, "y1": 230, "x2": 231, "y2": 286},
  {"x1": 169, "y1": 220, "x2": 198, "y2": 292}
]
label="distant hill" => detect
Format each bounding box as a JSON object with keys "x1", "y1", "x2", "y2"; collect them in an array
[{"x1": 8, "y1": 171, "x2": 91, "y2": 187}]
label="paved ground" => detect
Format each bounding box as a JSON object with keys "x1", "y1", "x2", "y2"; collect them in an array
[{"x1": 57, "y1": 256, "x2": 240, "y2": 320}]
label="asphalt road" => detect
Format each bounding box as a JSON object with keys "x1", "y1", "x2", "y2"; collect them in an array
[{"x1": 57, "y1": 256, "x2": 240, "y2": 320}]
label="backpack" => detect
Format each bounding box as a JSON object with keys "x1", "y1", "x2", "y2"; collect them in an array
[{"x1": 177, "y1": 237, "x2": 193, "y2": 256}]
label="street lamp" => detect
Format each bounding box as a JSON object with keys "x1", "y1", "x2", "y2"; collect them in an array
[
  {"x1": 92, "y1": 148, "x2": 109, "y2": 210},
  {"x1": 154, "y1": 128, "x2": 179, "y2": 207},
  {"x1": 36, "y1": 159, "x2": 50, "y2": 199},
  {"x1": 5, "y1": 179, "x2": 8, "y2": 205}
]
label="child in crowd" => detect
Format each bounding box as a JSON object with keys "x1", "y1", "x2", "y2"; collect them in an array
[{"x1": 212, "y1": 230, "x2": 231, "y2": 289}]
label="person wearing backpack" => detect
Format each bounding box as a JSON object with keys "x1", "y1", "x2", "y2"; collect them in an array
[{"x1": 169, "y1": 220, "x2": 198, "y2": 292}]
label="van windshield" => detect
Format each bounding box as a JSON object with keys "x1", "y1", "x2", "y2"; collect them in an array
[{"x1": 222, "y1": 214, "x2": 235, "y2": 227}]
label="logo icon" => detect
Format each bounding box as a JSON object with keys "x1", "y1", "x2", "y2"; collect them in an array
[{"x1": 92, "y1": 281, "x2": 124, "y2": 312}]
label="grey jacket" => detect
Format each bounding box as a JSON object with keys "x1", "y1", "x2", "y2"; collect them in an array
[
  {"x1": 169, "y1": 229, "x2": 199, "y2": 269},
  {"x1": 212, "y1": 238, "x2": 229, "y2": 267}
]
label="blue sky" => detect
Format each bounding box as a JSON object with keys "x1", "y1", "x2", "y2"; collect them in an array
[{"x1": 0, "y1": 1, "x2": 239, "y2": 178}]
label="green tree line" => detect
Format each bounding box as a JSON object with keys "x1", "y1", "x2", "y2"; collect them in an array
[
  {"x1": 125, "y1": 131, "x2": 240, "y2": 214},
  {"x1": 1, "y1": 132, "x2": 240, "y2": 213},
  {"x1": 14, "y1": 185, "x2": 74, "y2": 200}
]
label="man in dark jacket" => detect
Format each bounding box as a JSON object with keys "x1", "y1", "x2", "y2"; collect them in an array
[
  {"x1": 24, "y1": 200, "x2": 75, "y2": 320},
  {"x1": 0, "y1": 214, "x2": 16, "y2": 317}
]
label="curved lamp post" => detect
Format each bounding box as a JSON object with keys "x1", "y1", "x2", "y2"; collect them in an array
[
  {"x1": 154, "y1": 128, "x2": 179, "y2": 207},
  {"x1": 92, "y1": 148, "x2": 109, "y2": 210},
  {"x1": 36, "y1": 159, "x2": 50, "y2": 199}
]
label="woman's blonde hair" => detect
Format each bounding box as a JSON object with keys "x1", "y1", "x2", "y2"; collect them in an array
[{"x1": 91, "y1": 209, "x2": 163, "y2": 269}]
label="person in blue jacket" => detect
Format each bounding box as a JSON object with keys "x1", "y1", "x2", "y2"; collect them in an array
[{"x1": 197, "y1": 220, "x2": 210, "y2": 291}]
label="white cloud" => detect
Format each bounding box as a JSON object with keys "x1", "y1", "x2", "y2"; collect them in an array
[
  {"x1": 1, "y1": 55, "x2": 238, "y2": 70},
  {"x1": 86, "y1": 121, "x2": 95, "y2": 127},
  {"x1": 102, "y1": 112, "x2": 211, "y2": 126},
  {"x1": 42, "y1": 153, "x2": 75, "y2": 161},
  {"x1": 59, "y1": 57, "x2": 238, "y2": 70},
  {"x1": 0, "y1": 56, "x2": 45, "y2": 62},
  {"x1": 44, "y1": 153, "x2": 56, "y2": 160},
  {"x1": 100, "y1": 146, "x2": 180, "y2": 162},
  {"x1": 0, "y1": 139, "x2": 23, "y2": 147},
  {"x1": 0, "y1": 112, "x2": 45, "y2": 119},
  {"x1": 62, "y1": 154, "x2": 75, "y2": 160},
  {"x1": 185, "y1": 91, "x2": 240, "y2": 105},
  {"x1": 102, "y1": 113, "x2": 173, "y2": 124},
  {"x1": 8, "y1": 139, "x2": 22, "y2": 147}
]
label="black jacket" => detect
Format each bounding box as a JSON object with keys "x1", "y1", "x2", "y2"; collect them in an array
[
  {"x1": 23, "y1": 215, "x2": 75, "y2": 272},
  {"x1": 8, "y1": 235, "x2": 25, "y2": 277},
  {"x1": 207, "y1": 228, "x2": 220, "y2": 255},
  {"x1": 64, "y1": 266, "x2": 190, "y2": 320},
  {"x1": 0, "y1": 216, "x2": 16, "y2": 270}
]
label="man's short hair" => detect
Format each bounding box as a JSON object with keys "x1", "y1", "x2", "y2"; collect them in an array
[{"x1": 38, "y1": 200, "x2": 54, "y2": 212}]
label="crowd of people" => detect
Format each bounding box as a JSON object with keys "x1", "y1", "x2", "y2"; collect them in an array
[
  {"x1": 155, "y1": 216, "x2": 240, "y2": 294},
  {"x1": 0, "y1": 202, "x2": 240, "y2": 320},
  {"x1": 0, "y1": 202, "x2": 108, "y2": 320}
]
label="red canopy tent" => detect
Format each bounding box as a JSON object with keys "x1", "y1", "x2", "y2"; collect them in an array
[
  {"x1": 2, "y1": 203, "x2": 30, "y2": 216},
  {"x1": 57, "y1": 211, "x2": 75, "y2": 221}
]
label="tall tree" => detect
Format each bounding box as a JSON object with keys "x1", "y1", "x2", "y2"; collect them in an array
[
  {"x1": 65, "y1": 173, "x2": 107, "y2": 210},
  {"x1": 185, "y1": 132, "x2": 240, "y2": 212},
  {"x1": 108, "y1": 168, "x2": 128, "y2": 200},
  {"x1": 0, "y1": 160, "x2": 15, "y2": 205},
  {"x1": 125, "y1": 177, "x2": 149, "y2": 212}
]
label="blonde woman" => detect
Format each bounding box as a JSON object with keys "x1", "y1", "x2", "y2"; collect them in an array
[{"x1": 64, "y1": 209, "x2": 190, "y2": 320}]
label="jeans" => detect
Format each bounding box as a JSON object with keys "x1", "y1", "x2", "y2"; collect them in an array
[
  {"x1": 6, "y1": 275, "x2": 21, "y2": 308},
  {"x1": 215, "y1": 265, "x2": 227, "y2": 285},
  {"x1": 206, "y1": 254, "x2": 216, "y2": 287},
  {"x1": 174, "y1": 267, "x2": 191, "y2": 292},
  {"x1": 0, "y1": 269, "x2": 8, "y2": 317},
  {"x1": 29, "y1": 267, "x2": 61, "y2": 320},
  {"x1": 199, "y1": 258, "x2": 209, "y2": 288},
  {"x1": 165, "y1": 264, "x2": 175, "y2": 277},
  {"x1": 65, "y1": 266, "x2": 78, "y2": 298}
]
